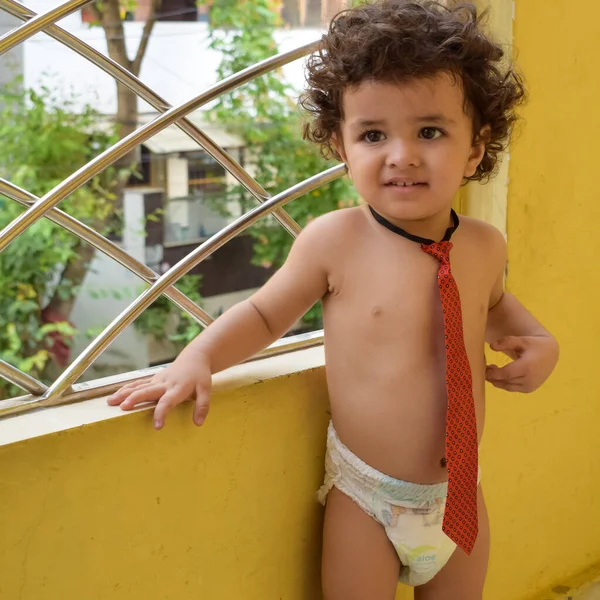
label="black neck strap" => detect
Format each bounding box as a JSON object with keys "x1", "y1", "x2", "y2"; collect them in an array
[{"x1": 368, "y1": 206, "x2": 460, "y2": 245}]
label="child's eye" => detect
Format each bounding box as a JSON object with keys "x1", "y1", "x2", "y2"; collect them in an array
[
  {"x1": 419, "y1": 127, "x2": 443, "y2": 140},
  {"x1": 360, "y1": 130, "x2": 385, "y2": 143}
]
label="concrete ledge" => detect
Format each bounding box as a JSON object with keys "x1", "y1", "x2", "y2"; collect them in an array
[
  {"x1": 0, "y1": 345, "x2": 326, "y2": 447},
  {"x1": 0, "y1": 347, "x2": 332, "y2": 600}
]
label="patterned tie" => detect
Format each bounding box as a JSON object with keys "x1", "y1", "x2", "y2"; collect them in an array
[{"x1": 368, "y1": 206, "x2": 479, "y2": 555}]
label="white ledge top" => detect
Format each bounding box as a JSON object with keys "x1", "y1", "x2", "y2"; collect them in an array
[{"x1": 0, "y1": 345, "x2": 325, "y2": 448}]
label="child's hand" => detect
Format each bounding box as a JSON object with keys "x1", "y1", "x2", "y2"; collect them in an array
[
  {"x1": 485, "y1": 335, "x2": 559, "y2": 393},
  {"x1": 107, "y1": 356, "x2": 212, "y2": 430}
]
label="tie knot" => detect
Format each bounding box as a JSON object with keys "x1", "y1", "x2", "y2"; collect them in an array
[{"x1": 421, "y1": 241, "x2": 452, "y2": 264}]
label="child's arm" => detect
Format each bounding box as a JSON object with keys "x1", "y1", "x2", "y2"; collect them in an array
[
  {"x1": 108, "y1": 214, "x2": 334, "y2": 429},
  {"x1": 484, "y1": 231, "x2": 559, "y2": 393}
]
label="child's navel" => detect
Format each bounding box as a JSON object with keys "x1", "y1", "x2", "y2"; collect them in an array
[{"x1": 371, "y1": 306, "x2": 383, "y2": 318}]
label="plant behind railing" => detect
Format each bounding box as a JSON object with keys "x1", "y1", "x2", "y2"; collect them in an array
[
  {"x1": 0, "y1": 83, "x2": 122, "y2": 398},
  {"x1": 206, "y1": 0, "x2": 357, "y2": 328}
]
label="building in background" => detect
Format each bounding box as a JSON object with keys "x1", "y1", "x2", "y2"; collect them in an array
[
  {"x1": 81, "y1": 0, "x2": 349, "y2": 29},
  {"x1": 1, "y1": 0, "x2": 347, "y2": 377}
]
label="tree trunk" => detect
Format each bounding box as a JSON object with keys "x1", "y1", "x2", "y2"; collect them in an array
[
  {"x1": 44, "y1": 0, "x2": 161, "y2": 331},
  {"x1": 116, "y1": 80, "x2": 139, "y2": 142},
  {"x1": 93, "y1": 0, "x2": 163, "y2": 161}
]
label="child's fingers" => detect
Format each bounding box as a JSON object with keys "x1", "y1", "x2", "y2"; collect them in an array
[
  {"x1": 486, "y1": 361, "x2": 525, "y2": 382},
  {"x1": 119, "y1": 384, "x2": 167, "y2": 410},
  {"x1": 153, "y1": 388, "x2": 188, "y2": 430},
  {"x1": 193, "y1": 386, "x2": 211, "y2": 426},
  {"x1": 107, "y1": 379, "x2": 152, "y2": 405},
  {"x1": 489, "y1": 379, "x2": 524, "y2": 392},
  {"x1": 490, "y1": 336, "x2": 526, "y2": 354},
  {"x1": 485, "y1": 365, "x2": 504, "y2": 381}
]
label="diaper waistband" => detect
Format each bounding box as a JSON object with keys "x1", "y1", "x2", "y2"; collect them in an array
[{"x1": 326, "y1": 422, "x2": 449, "y2": 506}]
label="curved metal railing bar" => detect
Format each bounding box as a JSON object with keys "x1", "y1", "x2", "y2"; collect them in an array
[
  {"x1": 0, "y1": 41, "x2": 319, "y2": 253},
  {"x1": 0, "y1": 6, "x2": 342, "y2": 418},
  {"x1": 0, "y1": 359, "x2": 47, "y2": 395},
  {"x1": 43, "y1": 165, "x2": 345, "y2": 400},
  {"x1": 0, "y1": 178, "x2": 213, "y2": 327},
  {"x1": 0, "y1": 329, "x2": 324, "y2": 417},
  {"x1": 0, "y1": 0, "x2": 308, "y2": 237},
  {"x1": 0, "y1": 0, "x2": 93, "y2": 55}
]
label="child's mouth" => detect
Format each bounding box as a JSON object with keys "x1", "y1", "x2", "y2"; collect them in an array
[{"x1": 384, "y1": 182, "x2": 427, "y2": 190}]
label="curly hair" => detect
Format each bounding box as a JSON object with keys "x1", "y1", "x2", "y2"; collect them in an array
[{"x1": 299, "y1": 0, "x2": 526, "y2": 181}]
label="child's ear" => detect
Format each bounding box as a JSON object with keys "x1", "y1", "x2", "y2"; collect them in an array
[
  {"x1": 332, "y1": 134, "x2": 351, "y2": 177},
  {"x1": 464, "y1": 125, "x2": 491, "y2": 178}
]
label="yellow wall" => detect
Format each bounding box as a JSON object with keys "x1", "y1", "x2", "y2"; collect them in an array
[
  {"x1": 0, "y1": 369, "x2": 330, "y2": 600},
  {"x1": 2, "y1": 2, "x2": 600, "y2": 599},
  {"x1": 481, "y1": 0, "x2": 600, "y2": 597},
  {"x1": 2, "y1": 339, "x2": 598, "y2": 600}
]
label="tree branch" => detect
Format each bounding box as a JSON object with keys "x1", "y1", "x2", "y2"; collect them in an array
[
  {"x1": 90, "y1": 1, "x2": 102, "y2": 22},
  {"x1": 131, "y1": 0, "x2": 162, "y2": 76}
]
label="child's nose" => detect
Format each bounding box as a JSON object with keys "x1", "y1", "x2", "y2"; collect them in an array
[{"x1": 385, "y1": 140, "x2": 421, "y2": 168}]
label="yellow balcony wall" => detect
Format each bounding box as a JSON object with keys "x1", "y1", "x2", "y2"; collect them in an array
[
  {"x1": 0, "y1": 350, "x2": 330, "y2": 600},
  {"x1": 2, "y1": 0, "x2": 600, "y2": 598},
  {"x1": 1, "y1": 336, "x2": 599, "y2": 600}
]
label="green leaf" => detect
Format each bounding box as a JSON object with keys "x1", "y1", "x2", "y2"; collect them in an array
[
  {"x1": 204, "y1": 0, "x2": 358, "y2": 330},
  {"x1": 0, "y1": 80, "x2": 128, "y2": 399}
]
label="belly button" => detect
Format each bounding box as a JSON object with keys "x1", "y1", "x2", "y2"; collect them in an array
[
  {"x1": 440, "y1": 457, "x2": 447, "y2": 468},
  {"x1": 371, "y1": 306, "x2": 382, "y2": 317}
]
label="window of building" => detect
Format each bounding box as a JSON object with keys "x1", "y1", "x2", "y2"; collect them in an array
[
  {"x1": 164, "y1": 152, "x2": 228, "y2": 245},
  {"x1": 157, "y1": 0, "x2": 200, "y2": 22},
  {"x1": 187, "y1": 151, "x2": 226, "y2": 197}
]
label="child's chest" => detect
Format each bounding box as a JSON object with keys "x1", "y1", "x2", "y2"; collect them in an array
[{"x1": 324, "y1": 240, "x2": 491, "y2": 343}]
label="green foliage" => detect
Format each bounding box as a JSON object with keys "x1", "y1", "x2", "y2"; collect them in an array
[
  {"x1": 0, "y1": 82, "x2": 123, "y2": 399},
  {"x1": 206, "y1": 0, "x2": 357, "y2": 328},
  {"x1": 133, "y1": 274, "x2": 204, "y2": 350}
]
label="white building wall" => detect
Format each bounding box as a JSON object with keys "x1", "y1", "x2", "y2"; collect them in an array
[
  {"x1": 0, "y1": 11, "x2": 24, "y2": 95},
  {"x1": 166, "y1": 157, "x2": 188, "y2": 197},
  {"x1": 19, "y1": 0, "x2": 321, "y2": 116},
  {"x1": 69, "y1": 188, "x2": 164, "y2": 378},
  {"x1": 68, "y1": 254, "x2": 150, "y2": 381}
]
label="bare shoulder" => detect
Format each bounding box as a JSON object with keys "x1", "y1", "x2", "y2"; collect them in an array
[
  {"x1": 458, "y1": 217, "x2": 507, "y2": 305},
  {"x1": 278, "y1": 206, "x2": 362, "y2": 286},
  {"x1": 294, "y1": 206, "x2": 364, "y2": 254},
  {"x1": 303, "y1": 205, "x2": 365, "y2": 235},
  {"x1": 459, "y1": 215, "x2": 506, "y2": 264}
]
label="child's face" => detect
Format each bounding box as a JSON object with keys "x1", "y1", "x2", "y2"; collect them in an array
[{"x1": 335, "y1": 73, "x2": 485, "y2": 225}]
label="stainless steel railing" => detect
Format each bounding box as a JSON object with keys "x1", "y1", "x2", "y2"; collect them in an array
[{"x1": 0, "y1": 0, "x2": 341, "y2": 417}]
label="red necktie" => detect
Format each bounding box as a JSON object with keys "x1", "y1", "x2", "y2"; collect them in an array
[
  {"x1": 421, "y1": 240, "x2": 478, "y2": 555},
  {"x1": 368, "y1": 206, "x2": 479, "y2": 555}
]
